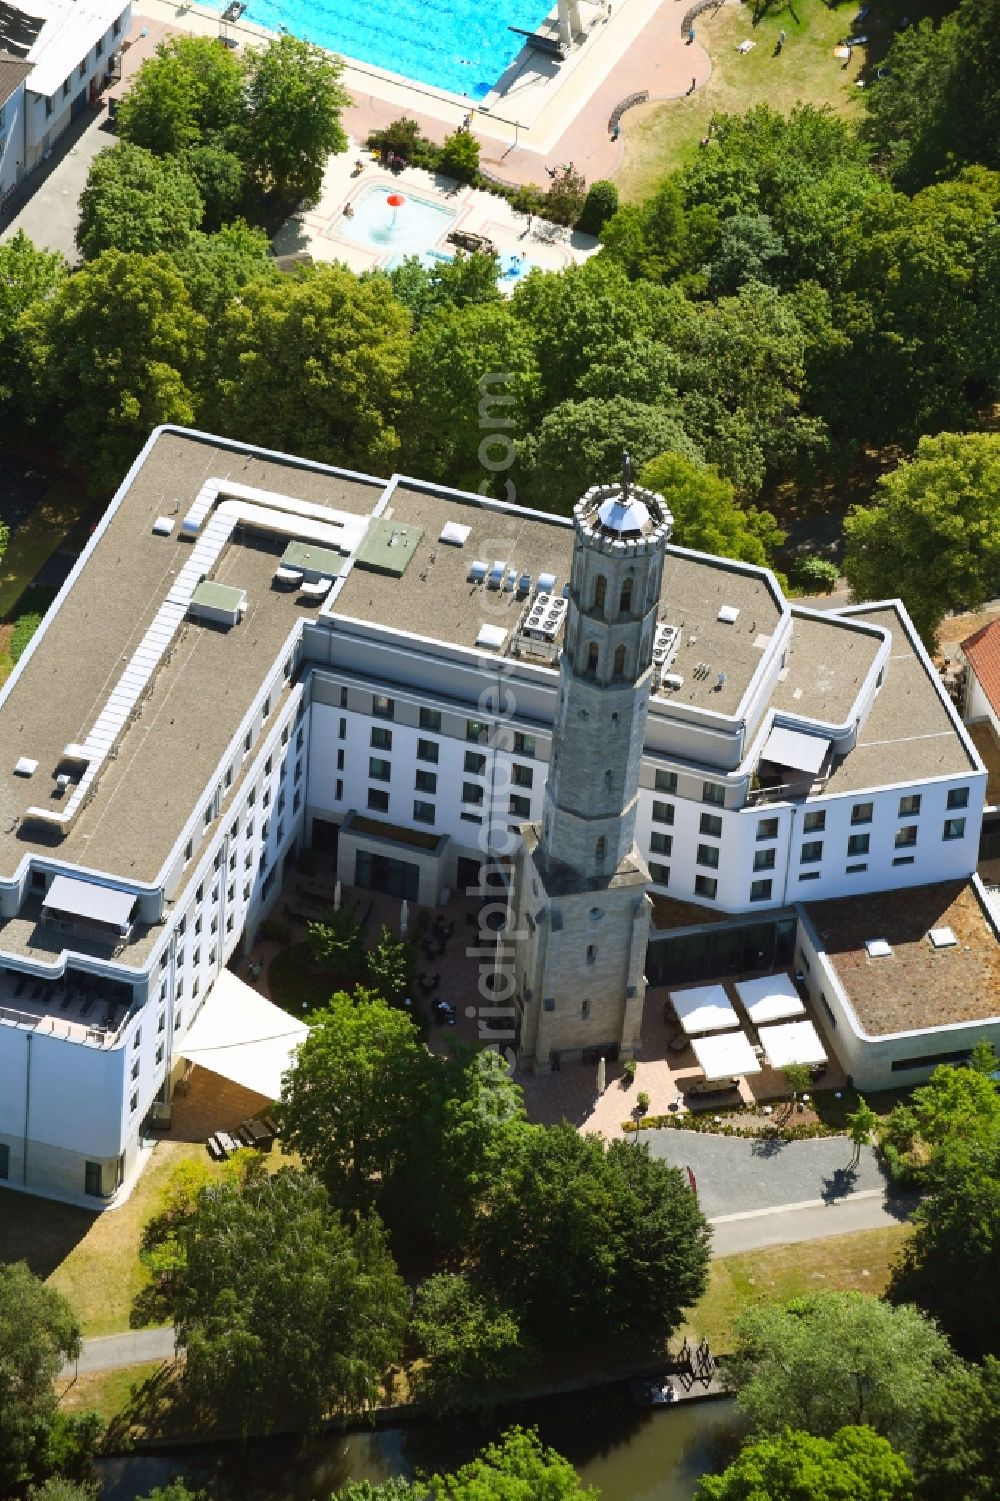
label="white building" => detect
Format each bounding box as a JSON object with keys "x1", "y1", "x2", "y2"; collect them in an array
[
  {"x1": 0, "y1": 0, "x2": 130, "y2": 198},
  {"x1": 0, "y1": 426, "x2": 996, "y2": 1208}
]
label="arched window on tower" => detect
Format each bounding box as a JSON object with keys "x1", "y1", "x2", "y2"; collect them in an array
[
  {"x1": 586, "y1": 641, "x2": 599, "y2": 676},
  {"x1": 593, "y1": 575, "x2": 607, "y2": 614},
  {"x1": 620, "y1": 576, "x2": 634, "y2": 614},
  {"x1": 613, "y1": 644, "x2": 626, "y2": 679},
  {"x1": 595, "y1": 835, "x2": 607, "y2": 865}
]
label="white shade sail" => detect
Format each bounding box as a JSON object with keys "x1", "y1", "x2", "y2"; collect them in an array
[
  {"x1": 180, "y1": 969, "x2": 309, "y2": 1100},
  {"x1": 691, "y1": 1031, "x2": 762, "y2": 1082},
  {"x1": 669, "y1": 984, "x2": 739, "y2": 1036},
  {"x1": 735, "y1": 973, "x2": 806, "y2": 1025},
  {"x1": 758, "y1": 1019, "x2": 828, "y2": 1069}
]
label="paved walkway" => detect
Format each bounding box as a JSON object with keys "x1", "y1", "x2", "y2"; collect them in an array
[
  {"x1": 59, "y1": 1325, "x2": 175, "y2": 1380},
  {"x1": 644, "y1": 1130, "x2": 887, "y2": 1219}
]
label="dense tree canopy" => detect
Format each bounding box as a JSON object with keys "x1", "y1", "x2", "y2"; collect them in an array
[
  {"x1": 425, "y1": 1427, "x2": 597, "y2": 1500},
  {"x1": 240, "y1": 34, "x2": 350, "y2": 206},
  {"x1": 20, "y1": 250, "x2": 204, "y2": 491},
  {"x1": 909, "y1": 1355, "x2": 1000, "y2": 1501},
  {"x1": 843, "y1": 431, "x2": 1000, "y2": 646},
  {"x1": 694, "y1": 1426, "x2": 915, "y2": 1501},
  {"x1": 0, "y1": 1263, "x2": 82, "y2": 1494},
  {"x1": 77, "y1": 143, "x2": 205, "y2": 259},
  {"x1": 639, "y1": 452, "x2": 783, "y2": 567},
  {"x1": 476, "y1": 1123, "x2": 711, "y2": 1348},
  {"x1": 116, "y1": 36, "x2": 244, "y2": 156},
  {"x1": 410, "y1": 1273, "x2": 528, "y2": 1410},
  {"x1": 212, "y1": 263, "x2": 410, "y2": 470},
  {"x1": 171, "y1": 1163, "x2": 407, "y2": 1434},
  {"x1": 726, "y1": 1291, "x2": 953, "y2": 1454}
]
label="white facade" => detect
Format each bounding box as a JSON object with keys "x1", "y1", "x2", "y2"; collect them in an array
[{"x1": 0, "y1": 427, "x2": 993, "y2": 1206}]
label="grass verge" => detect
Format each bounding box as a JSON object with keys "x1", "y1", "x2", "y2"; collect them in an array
[
  {"x1": 680, "y1": 1221, "x2": 912, "y2": 1349},
  {"x1": 616, "y1": 0, "x2": 864, "y2": 202},
  {"x1": 57, "y1": 1361, "x2": 165, "y2": 1424},
  {"x1": 0, "y1": 478, "x2": 90, "y2": 620}
]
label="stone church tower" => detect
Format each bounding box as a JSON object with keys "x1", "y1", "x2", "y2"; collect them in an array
[{"x1": 511, "y1": 465, "x2": 673, "y2": 1070}]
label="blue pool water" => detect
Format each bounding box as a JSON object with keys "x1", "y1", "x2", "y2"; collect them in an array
[
  {"x1": 242, "y1": 0, "x2": 554, "y2": 98},
  {"x1": 339, "y1": 185, "x2": 456, "y2": 255}
]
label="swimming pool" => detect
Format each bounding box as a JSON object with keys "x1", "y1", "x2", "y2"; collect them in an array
[
  {"x1": 339, "y1": 185, "x2": 456, "y2": 257},
  {"x1": 242, "y1": 0, "x2": 554, "y2": 98}
]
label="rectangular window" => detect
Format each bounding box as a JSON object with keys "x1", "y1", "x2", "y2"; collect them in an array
[
  {"x1": 130, "y1": 1091, "x2": 138, "y2": 1113},
  {"x1": 803, "y1": 810, "x2": 826, "y2": 833},
  {"x1": 62, "y1": 77, "x2": 69, "y2": 97},
  {"x1": 413, "y1": 800, "x2": 435, "y2": 825},
  {"x1": 370, "y1": 727, "x2": 392, "y2": 751},
  {"x1": 847, "y1": 833, "x2": 870, "y2": 857},
  {"x1": 753, "y1": 848, "x2": 776, "y2": 871},
  {"x1": 155, "y1": 1042, "x2": 164, "y2": 1065},
  {"x1": 947, "y1": 787, "x2": 969, "y2": 810},
  {"x1": 509, "y1": 794, "x2": 531, "y2": 818},
  {"x1": 694, "y1": 874, "x2": 718, "y2": 899},
  {"x1": 340, "y1": 686, "x2": 348, "y2": 709},
  {"x1": 801, "y1": 840, "x2": 823, "y2": 864},
  {"x1": 756, "y1": 817, "x2": 779, "y2": 841},
  {"x1": 0, "y1": 1142, "x2": 8, "y2": 1180},
  {"x1": 651, "y1": 800, "x2": 674, "y2": 825},
  {"x1": 113, "y1": 14, "x2": 122, "y2": 34},
  {"x1": 702, "y1": 782, "x2": 725, "y2": 807},
  {"x1": 799, "y1": 871, "x2": 820, "y2": 881},
  {"x1": 367, "y1": 788, "x2": 389, "y2": 813},
  {"x1": 45, "y1": 95, "x2": 53, "y2": 117},
  {"x1": 899, "y1": 794, "x2": 922, "y2": 817},
  {"x1": 943, "y1": 817, "x2": 966, "y2": 841},
  {"x1": 648, "y1": 863, "x2": 670, "y2": 886},
  {"x1": 464, "y1": 751, "x2": 486, "y2": 775},
  {"x1": 699, "y1": 812, "x2": 722, "y2": 838},
  {"x1": 513, "y1": 732, "x2": 535, "y2": 757},
  {"x1": 368, "y1": 757, "x2": 391, "y2": 782},
  {"x1": 750, "y1": 878, "x2": 772, "y2": 901},
  {"x1": 851, "y1": 802, "x2": 873, "y2": 825},
  {"x1": 650, "y1": 831, "x2": 672, "y2": 856},
  {"x1": 334, "y1": 780, "x2": 342, "y2": 802},
  {"x1": 512, "y1": 763, "x2": 534, "y2": 788},
  {"x1": 372, "y1": 694, "x2": 394, "y2": 720},
  {"x1": 460, "y1": 812, "x2": 483, "y2": 825},
  {"x1": 895, "y1": 825, "x2": 918, "y2": 848},
  {"x1": 654, "y1": 769, "x2": 677, "y2": 795},
  {"x1": 84, "y1": 1161, "x2": 103, "y2": 1197},
  {"x1": 338, "y1": 717, "x2": 347, "y2": 739},
  {"x1": 463, "y1": 781, "x2": 484, "y2": 806},
  {"x1": 467, "y1": 718, "x2": 487, "y2": 742},
  {"x1": 697, "y1": 844, "x2": 720, "y2": 870},
  {"x1": 893, "y1": 855, "x2": 915, "y2": 866},
  {"x1": 419, "y1": 707, "x2": 442, "y2": 732},
  {"x1": 415, "y1": 769, "x2": 437, "y2": 794},
  {"x1": 846, "y1": 863, "x2": 868, "y2": 873},
  {"x1": 417, "y1": 738, "x2": 439, "y2": 764},
  {"x1": 336, "y1": 749, "x2": 344, "y2": 771},
  {"x1": 96, "y1": 34, "x2": 104, "y2": 56}
]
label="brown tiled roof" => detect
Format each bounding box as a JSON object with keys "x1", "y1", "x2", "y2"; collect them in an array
[
  {"x1": 0, "y1": 49, "x2": 31, "y2": 109},
  {"x1": 962, "y1": 619, "x2": 1000, "y2": 716}
]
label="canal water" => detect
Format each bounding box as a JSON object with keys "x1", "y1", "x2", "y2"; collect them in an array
[{"x1": 98, "y1": 1392, "x2": 745, "y2": 1501}]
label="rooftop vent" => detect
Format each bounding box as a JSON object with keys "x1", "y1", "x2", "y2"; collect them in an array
[
  {"x1": 522, "y1": 592, "x2": 568, "y2": 643},
  {"x1": 487, "y1": 560, "x2": 507, "y2": 591},
  {"x1": 469, "y1": 560, "x2": 488, "y2": 584},
  {"x1": 927, "y1": 927, "x2": 958, "y2": 949},
  {"x1": 188, "y1": 581, "x2": 247, "y2": 628},
  {"x1": 476, "y1": 623, "x2": 508, "y2": 651},
  {"x1": 717, "y1": 605, "x2": 740, "y2": 624},
  {"x1": 152, "y1": 516, "x2": 175, "y2": 536},
  {"x1": 865, "y1": 939, "x2": 892, "y2": 958},
  {"x1": 14, "y1": 757, "x2": 38, "y2": 778},
  {"x1": 661, "y1": 672, "x2": 684, "y2": 692},
  {"x1": 537, "y1": 571, "x2": 557, "y2": 594},
  {"x1": 439, "y1": 521, "x2": 471, "y2": 546}
]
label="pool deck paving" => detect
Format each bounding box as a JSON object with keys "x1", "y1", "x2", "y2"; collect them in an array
[{"x1": 135, "y1": 0, "x2": 712, "y2": 190}]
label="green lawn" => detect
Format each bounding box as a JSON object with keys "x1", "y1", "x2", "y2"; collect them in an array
[
  {"x1": 57, "y1": 1361, "x2": 165, "y2": 1424},
  {"x1": 616, "y1": 0, "x2": 865, "y2": 201},
  {"x1": 0, "y1": 1141, "x2": 227, "y2": 1337},
  {"x1": 680, "y1": 1222, "x2": 913, "y2": 1350}
]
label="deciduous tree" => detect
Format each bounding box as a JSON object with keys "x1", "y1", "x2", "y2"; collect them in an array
[
  {"x1": 76, "y1": 143, "x2": 204, "y2": 258},
  {"x1": 172, "y1": 1164, "x2": 407, "y2": 1435},
  {"x1": 116, "y1": 35, "x2": 245, "y2": 156},
  {"x1": 0, "y1": 1264, "x2": 82, "y2": 1493},
  {"x1": 694, "y1": 1425, "x2": 915, "y2": 1501},
  {"x1": 843, "y1": 432, "x2": 1000, "y2": 647},
  {"x1": 425, "y1": 1427, "x2": 597, "y2": 1500},
  {"x1": 639, "y1": 452, "x2": 784, "y2": 567},
  {"x1": 725, "y1": 1291, "x2": 953, "y2": 1453},
  {"x1": 410, "y1": 1273, "x2": 528, "y2": 1410},
  {"x1": 240, "y1": 35, "x2": 350, "y2": 207}
]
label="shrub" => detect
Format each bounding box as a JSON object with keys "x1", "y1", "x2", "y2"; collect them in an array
[
  {"x1": 370, "y1": 116, "x2": 424, "y2": 159},
  {"x1": 439, "y1": 128, "x2": 480, "y2": 183},
  {"x1": 10, "y1": 611, "x2": 42, "y2": 663},
  {"x1": 636, "y1": 1090, "x2": 650, "y2": 1114},
  {"x1": 512, "y1": 183, "x2": 544, "y2": 216},
  {"x1": 578, "y1": 179, "x2": 619, "y2": 235},
  {"x1": 622, "y1": 1058, "x2": 637, "y2": 1086},
  {"x1": 792, "y1": 554, "x2": 840, "y2": 593}
]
